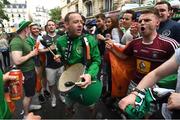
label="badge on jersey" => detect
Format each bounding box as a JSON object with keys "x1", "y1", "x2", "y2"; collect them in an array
[{"x1": 137, "y1": 59, "x2": 151, "y2": 74}]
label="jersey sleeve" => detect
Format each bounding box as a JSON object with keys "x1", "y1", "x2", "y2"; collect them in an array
[{"x1": 10, "y1": 38, "x2": 23, "y2": 51}]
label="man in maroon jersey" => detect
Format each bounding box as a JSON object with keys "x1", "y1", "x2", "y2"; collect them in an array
[
  {"x1": 107, "y1": 9, "x2": 179, "y2": 101},
  {"x1": 107, "y1": 9, "x2": 179, "y2": 86}
]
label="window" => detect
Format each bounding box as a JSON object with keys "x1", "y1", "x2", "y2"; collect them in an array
[
  {"x1": 12, "y1": 4, "x2": 17, "y2": 8},
  {"x1": 19, "y1": 4, "x2": 22, "y2": 8},
  {"x1": 86, "y1": 1, "x2": 93, "y2": 16},
  {"x1": 67, "y1": 0, "x2": 70, "y2": 4},
  {"x1": 104, "y1": 0, "x2": 113, "y2": 12},
  {"x1": 75, "y1": 4, "x2": 79, "y2": 12}
]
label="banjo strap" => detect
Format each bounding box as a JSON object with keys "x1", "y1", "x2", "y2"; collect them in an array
[{"x1": 64, "y1": 34, "x2": 73, "y2": 65}]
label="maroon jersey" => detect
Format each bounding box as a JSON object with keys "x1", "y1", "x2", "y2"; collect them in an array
[{"x1": 124, "y1": 34, "x2": 179, "y2": 83}]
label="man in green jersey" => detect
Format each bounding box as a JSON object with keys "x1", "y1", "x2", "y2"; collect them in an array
[{"x1": 55, "y1": 12, "x2": 102, "y2": 118}]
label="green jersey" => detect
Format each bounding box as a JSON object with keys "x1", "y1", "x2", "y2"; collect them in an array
[{"x1": 56, "y1": 34, "x2": 101, "y2": 79}]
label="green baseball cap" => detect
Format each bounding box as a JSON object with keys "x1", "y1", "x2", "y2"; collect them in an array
[{"x1": 17, "y1": 20, "x2": 31, "y2": 32}]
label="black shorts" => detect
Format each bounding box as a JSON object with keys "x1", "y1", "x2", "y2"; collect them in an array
[{"x1": 23, "y1": 70, "x2": 36, "y2": 97}]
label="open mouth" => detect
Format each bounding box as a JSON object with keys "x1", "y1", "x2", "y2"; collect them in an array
[
  {"x1": 77, "y1": 29, "x2": 82, "y2": 33},
  {"x1": 141, "y1": 27, "x2": 145, "y2": 32}
]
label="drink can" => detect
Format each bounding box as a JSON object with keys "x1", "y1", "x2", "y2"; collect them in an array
[{"x1": 9, "y1": 69, "x2": 23, "y2": 100}]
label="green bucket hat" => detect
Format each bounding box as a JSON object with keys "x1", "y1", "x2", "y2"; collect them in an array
[{"x1": 17, "y1": 20, "x2": 31, "y2": 32}]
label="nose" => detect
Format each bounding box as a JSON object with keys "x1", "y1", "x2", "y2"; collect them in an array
[
  {"x1": 122, "y1": 19, "x2": 126, "y2": 22},
  {"x1": 140, "y1": 20, "x2": 145, "y2": 25},
  {"x1": 78, "y1": 21, "x2": 83, "y2": 27}
]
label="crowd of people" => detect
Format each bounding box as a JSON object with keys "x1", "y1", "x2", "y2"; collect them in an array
[{"x1": 0, "y1": 1, "x2": 180, "y2": 119}]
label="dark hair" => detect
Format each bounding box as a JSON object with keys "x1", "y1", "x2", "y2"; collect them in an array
[
  {"x1": 124, "y1": 10, "x2": 136, "y2": 20},
  {"x1": 46, "y1": 19, "x2": 56, "y2": 25},
  {"x1": 106, "y1": 16, "x2": 119, "y2": 30},
  {"x1": 155, "y1": 1, "x2": 172, "y2": 11},
  {"x1": 95, "y1": 13, "x2": 106, "y2": 20},
  {"x1": 140, "y1": 9, "x2": 160, "y2": 18},
  {"x1": 64, "y1": 12, "x2": 81, "y2": 22}
]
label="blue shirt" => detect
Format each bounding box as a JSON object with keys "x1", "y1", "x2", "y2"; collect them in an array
[{"x1": 157, "y1": 19, "x2": 180, "y2": 43}]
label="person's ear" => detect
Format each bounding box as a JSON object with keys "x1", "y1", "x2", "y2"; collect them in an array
[
  {"x1": 155, "y1": 16, "x2": 160, "y2": 28},
  {"x1": 64, "y1": 22, "x2": 69, "y2": 29},
  {"x1": 168, "y1": 10, "x2": 173, "y2": 18}
]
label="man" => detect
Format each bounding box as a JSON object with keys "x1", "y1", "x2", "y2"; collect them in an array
[
  {"x1": 9, "y1": 20, "x2": 39, "y2": 117},
  {"x1": 56, "y1": 12, "x2": 102, "y2": 118},
  {"x1": 120, "y1": 10, "x2": 137, "y2": 45},
  {"x1": 113, "y1": 9, "x2": 179, "y2": 117},
  {"x1": 26, "y1": 23, "x2": 46, "y2": 104},
  {"x1": 118, "y1": 48, "x2": 180, "y2": 118},
  {"x1": 95, "y1": 13, "x2": 108, "y2": 56},
  {"x1": 107, "y1": 9, "x2": 179, "y2": 99},
  {"x1": 155, "y1": 1, "x2": 180, "y2": 43},
  {"x1": 95, "y1": 13, "x2": 110, "y2": 99},
  {"x1": 40, "y1": 20, "x2": 63, "y2": 108},
  {"x1": 106, "y1": 10, "x2": 137, "y2": 48}
]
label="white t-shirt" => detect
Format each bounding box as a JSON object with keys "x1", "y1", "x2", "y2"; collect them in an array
[
  {"x1": 121, "y1": 28, "x2": 133, "y2": 45},
  {"x1": 111, "y1": 28, "x2": 121, "y2": 43}
]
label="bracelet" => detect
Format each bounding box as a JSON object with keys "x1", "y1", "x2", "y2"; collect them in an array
[{"x1": 132, "y1": 87, "x2": 144, "y2": 94}]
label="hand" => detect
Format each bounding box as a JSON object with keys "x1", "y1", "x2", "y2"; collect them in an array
[
  {"x1": 26, "y1": 112, "x2": 41, "y2": 120},
  {"x1": 118, "y1": 92, "x2": 137, "y2": 111},
  {"x1": 167, "y1": 93, "x2": 180, "y2": 110},
  {"x1": 3, "y1": 72, "x2": 17, "y2": 82},
  {"x1": 53, "y1": 55, "x2": 61, "y2": 62},
  {"x1": 105, "y1": 40, "x2": 114, "y2": 49},
  {"x1": 130, "y1": 22, "x2": 139, "y2": 38},
  {"x1": 77, "y1": 74, "x2": 91, "y2": 88},
  {"x1": 96, "y1": 34, "x2": 105, "y2": 41},
  {"x1": 30, "y1": 49, "x2": 39, "y2": 57},
  {"x1": 50, "y1": 44, "x2": 56, "y2": 50}
]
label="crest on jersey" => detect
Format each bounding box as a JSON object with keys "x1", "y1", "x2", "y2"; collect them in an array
[
  {"x1": 162, "y1": 29, "x2": 171, "y2": 37},
  {"x1": 76, "y1": 45, "x2": 83, "y2": 55}
]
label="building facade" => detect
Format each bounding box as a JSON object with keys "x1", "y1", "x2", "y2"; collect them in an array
[
  {"x1": 60, "y1": 0, "x2": 123, "y2": 19},
  {"x1": 3, "y1": 0, "x2": 29, "y2": 32},
  {"x1": 31, "y1": 6, "x2": 50, "y2": 27},
  {"x1": 60, "y1": 0, "x2": 172, "y2": 19},
  {"x1": 3, "y1": 0, "x2": 51, "y2": 32}
]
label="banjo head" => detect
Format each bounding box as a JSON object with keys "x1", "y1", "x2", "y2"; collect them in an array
[{"x1": 58, "y1": 63, "x2": 84, "y2": 92}]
